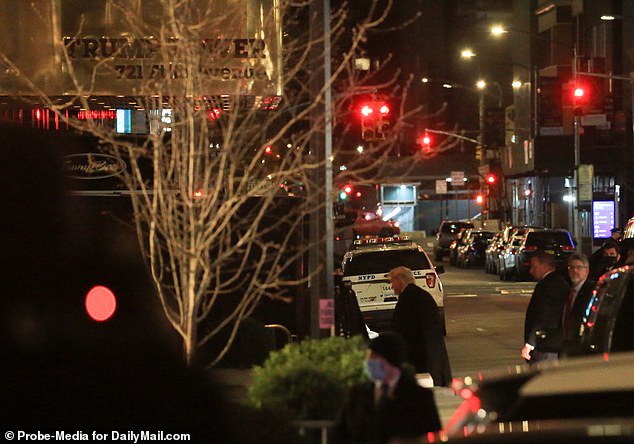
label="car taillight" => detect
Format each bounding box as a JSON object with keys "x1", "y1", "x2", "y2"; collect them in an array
[
  {"x1": 443, "y1": 393, "x2": 482, "y2": 438},
  {"x1": 524, "y1": 246, "x2": 538, "y2": 251},
  {"x1": 510, "y1": 249, "x2": 517, "y2": 254},
  {"x1": 562, "y1": 245, "x2": 575, "y2": 251},
  {"x1": 425, "y1": 273, "x2": 436, "y2": 288}
]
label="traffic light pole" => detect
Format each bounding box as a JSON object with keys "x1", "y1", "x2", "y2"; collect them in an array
[{"x1": 308, "y1": 0, "x2": 334, "y2": 339}]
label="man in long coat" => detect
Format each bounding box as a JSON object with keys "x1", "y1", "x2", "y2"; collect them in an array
[
  {"x1": 521, "y1": 252, "x2": 569, "y2": 363},
  {"x1": 388, "y1": 266, "x2": 452, "y2": 387}
]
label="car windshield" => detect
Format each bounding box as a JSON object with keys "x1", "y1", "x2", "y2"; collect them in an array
[
  {"x1": 442, "y1": 222, "x2": 474, "y2": 233},
  {"x1": 526, "y1": 231, "x2": 572, "y2": 247},
  {"x1": 343, "y1": 250, "x2": 431, "y2": 276}
]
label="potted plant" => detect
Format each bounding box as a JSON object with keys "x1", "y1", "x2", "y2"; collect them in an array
[{"x1": 248, "y1": 335, "x2": 368, "y2": 421}]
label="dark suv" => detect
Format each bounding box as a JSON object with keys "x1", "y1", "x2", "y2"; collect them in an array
[
  {"x1": 434, "y1": 220, "x2": 474, "y2": 261},
  {"x1": 502, "y1": 229, "x2": 574, "y2": 281}
]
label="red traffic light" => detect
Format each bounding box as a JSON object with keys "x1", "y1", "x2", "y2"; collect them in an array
[
  {"x1": 379, "y1": 104, "x2": 390, "y2": 115},
  {"x1": 574, "y1": 87, "x2": 585, "y2": 98},
  {"x1": 355, "y1": 191, "x2": 362, "y2": 198},
  {"x1": 360, "y1": 104, "x2": 374, "y2": 117},
  {"x1": 264, "y1": 145, "x2": 273, "y2": 155},
  {"x1": 343, "y1": 184, "x2": 353, "y2": 195},
  {"x1": 485, "y1": 174, "x2": 496, "y2": 184}
]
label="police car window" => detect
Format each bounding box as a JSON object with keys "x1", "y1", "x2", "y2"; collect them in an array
[{"x1": 343, "y1": 250, "x2": 431, "y2": 276}]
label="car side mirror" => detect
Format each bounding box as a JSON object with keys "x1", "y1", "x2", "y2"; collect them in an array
[{"x1": 435, "y1": 265, "x2": 445, "y2": 275}]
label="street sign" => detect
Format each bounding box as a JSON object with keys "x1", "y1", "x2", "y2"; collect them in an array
[
  {"x1": 450, "y1": 171, "x2": 465, "y2": 186},
  {"x1": 319, "y1": 299, "x2": 334, "y2": 329},
  {"x1": 578, "y1": 164, "x2": 594, "y2": 202},
  {"x1": 435, "y1": 179, "x2": 447, "y2": 194}
]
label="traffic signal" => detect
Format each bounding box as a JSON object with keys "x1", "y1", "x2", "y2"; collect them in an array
[
  {"x1": 485, "y1": 174, "x2": 497, "y2": 185},
  {"x1": 358, "y1": 97, "x2": 391, "y2": 141},
  {"x1": 264, "y1": 145, "x2": 273, "y2": 155},
  {"x1": 475, "y1": 194, "x2": 485, "y2": 205},
  {"x1": 339, "y1": 184, "x2": 353, "y2": 200},
  {"x1": 417, "y1": 131, "x2": 433, "y2": 153}
]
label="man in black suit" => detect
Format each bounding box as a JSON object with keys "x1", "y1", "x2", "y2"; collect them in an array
[
  {"x1": 562, "y1": 253, "x2": 596, "y2": 343},
  {"x1": 521, "y1": 252, "x2": 570, "y2": 364},
  {"x1": 389, "y1": 266, "x2": 452, "y2": 387},
  {"x1": 333, "y1": 332, "x2": 441, "y2": 444}
]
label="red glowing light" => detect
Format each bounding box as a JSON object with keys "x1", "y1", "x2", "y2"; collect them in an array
[
  {"x1": 603, "y1": 352, "x2": 609, "y2": 361},
  {"x1": 422, "y1": 135, "x2": 431, "y2": 145},
  {"x1": 475, "y1": 194, "x2": 484, "y2": 204},
  {"x1": 193, "y1": 190, "x2": 204, "y2": 198},
  {"x1": 486, "y1": 174, "x2": 496, "y2": 184},
  {"x1": 85, "y1": 286, "x2": 117, "y2": 322},
  {"x1": 77, "y1": 110, "x2": 117, "y2": 120},
  {"x1": 460, "y1": 388, "x2": 473, "y2": 399},
  {"x1": 264, "y1": 145, "x2": 273, "y2": 154},
  {"x1": 379, "y1": 104, "x2": 390, "y2": 115},
  {"x1": 360, "y1": 104, "x2": 373, "y2": 117},
  {"x1": 208, "y1": 108, "x2": 222, "y2": 120},
  {"x1": 343, "y1": 185, "x2": 353, "y2": 194},
  {"x1": 574, "y1": 87, "x2": 585, "y2": 98},
  {"x1": 355, "y1": 191, "x2": 362, "y2": 198}
]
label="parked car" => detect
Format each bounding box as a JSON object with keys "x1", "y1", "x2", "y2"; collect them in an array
[
  {"x1": 435, "y1": 220, "x2": 475, "y2": 261},
  {"x1": 485, "y1": 231, "x2": 504, "y2": 274},
  {"x1": 341, "y1": 236, "x2": 445, "y2": 332},
  {"x1": 490, "y1": 226, "x2": 524, "y2": 276},
  {"x1": 450, "y1": 227, "x2": 472, "y2": 266},
  {"x1": 457, "y1": 230, "x2": 495, "y2": 268},
  {"x1": 351, "y1": 210, "x2": 400, "y2": 238},
  {"x1": 498, "y1": 227, "x2": 548, "y2": 281},
  {"x1": 441, "y1": 351, "x2": 634, "y2": 440},
  {"x1": 513, "y1": 229, "x2": 576, "y2": 281}
]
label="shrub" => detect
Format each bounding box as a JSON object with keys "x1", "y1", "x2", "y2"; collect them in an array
[{"x1": 248, "y1": 335, "x2": 368, "y2": 420}]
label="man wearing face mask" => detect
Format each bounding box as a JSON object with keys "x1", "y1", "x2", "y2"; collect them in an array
[
  {"x1": 333, "y1": 332, "x2": 441, "y2": 444},
  {"x1": 589, "y1": 241, "x2": 620, "y2": 281}
]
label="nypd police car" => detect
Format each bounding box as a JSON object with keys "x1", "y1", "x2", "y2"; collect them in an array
[{"x1": 341, "y1": 236, "x2": 446, "y2": 332}]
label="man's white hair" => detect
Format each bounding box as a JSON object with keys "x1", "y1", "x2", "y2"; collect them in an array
[{"x1": 389, "y1": 266, "x2": 416, "y2": 285}]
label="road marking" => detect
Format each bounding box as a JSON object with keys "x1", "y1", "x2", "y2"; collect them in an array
[
  {"x1": 499, "y1": 289, "x2": 534, "y2": 295},
  {"x1": 447, "y1": 293, "x2": 478, "y2": 298}
]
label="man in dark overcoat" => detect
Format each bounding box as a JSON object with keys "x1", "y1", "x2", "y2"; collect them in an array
[
  {"x1": 388, "y1": 266, "x2": 452, "y2": 387},
  {"x1": 332, "y1": 332, "x2": 441, "y2": 444},
  {"x1": 521, "y1": 252, "x2": 569, "y2": 364},
  {"x1": 563, "y1": 253, "x2": 596, "y2": 340}
]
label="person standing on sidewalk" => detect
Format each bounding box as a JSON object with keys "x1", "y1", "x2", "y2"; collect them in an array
[
  {"x1": 389, "y1": 266, "x2": 452, "y2": 387},
  {"x1": 521, "y1": 252, "x2": 569, "y2": 364},
  {"x1": 562, "y1": 253, "x2": 595, "y2": 343},
  {"x1": 333, "y1": 332, "x2": 441, "y2": 444}
]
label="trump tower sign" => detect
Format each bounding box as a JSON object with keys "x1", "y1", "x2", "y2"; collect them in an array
[{"x1": 0, "y1": 0, "x2": 282, "y2": 98}]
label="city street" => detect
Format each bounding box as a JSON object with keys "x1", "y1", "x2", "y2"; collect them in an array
[
  {"x1": 441, "y1": 261, "x2": 535, "y2": 377},
  {"x1": 431, "y1": 259, "x2": 536, "y2": 422}
]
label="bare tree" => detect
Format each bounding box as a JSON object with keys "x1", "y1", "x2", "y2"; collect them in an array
[{"x1": 0, "y1": 0, "x2": 448, "y2": 366}]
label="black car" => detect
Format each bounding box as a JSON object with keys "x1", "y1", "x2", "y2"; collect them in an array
[
  {"x1": 449, "y1": 227, "x2": 471, "y2": 266},
  {"x1": 457, "y1": 230, "x2": 495, "y2": 268},
  {"x1": 435, "y1": 220, "x2": 475, "y2": 261},
  {"x1": 501, "y1": 229, "x2": 574, "y2": 281}
]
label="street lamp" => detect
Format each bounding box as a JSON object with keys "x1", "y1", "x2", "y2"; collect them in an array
[{"x1": 460, "y1": 48, "x2": 476, "y2": 59}]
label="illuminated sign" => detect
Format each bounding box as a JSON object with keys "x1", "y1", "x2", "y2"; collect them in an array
[
  {"x1": 592, "y1": 201, "x2": 615, "y2": 238},
  {"x1": 77, "y1": 110, "x2": 117, "y2": 120}
]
